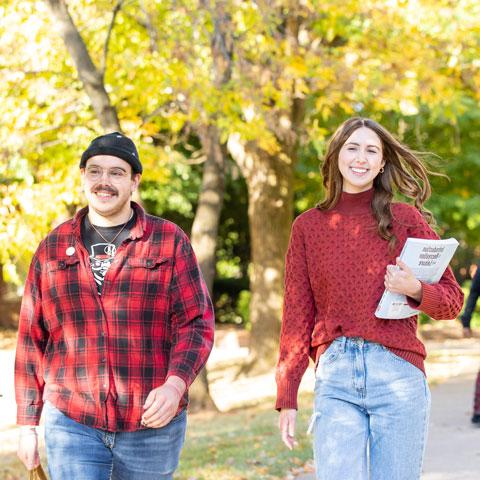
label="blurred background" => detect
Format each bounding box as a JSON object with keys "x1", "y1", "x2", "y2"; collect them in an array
[{"x1": 1, "y1": 1, "x2": 479, "y2": 479}]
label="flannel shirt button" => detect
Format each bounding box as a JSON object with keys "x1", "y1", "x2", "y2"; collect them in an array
[
  {"x1": 146, "y1": 259, "x2": 153, "y2": 267},
  {"x1": 59, "y1": 260, "x2": 66, "y2": 268},
  {"x1": 101, "y1": 358, "x2": 106, "y2": 363}
]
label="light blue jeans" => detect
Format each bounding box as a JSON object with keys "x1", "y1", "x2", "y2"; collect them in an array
[
  {"x1": 44, "y1": 402, "x2": 187, "y2": 480},
  {"x1": 311, "y1": 336, "x2": 431, "y2": 480}
]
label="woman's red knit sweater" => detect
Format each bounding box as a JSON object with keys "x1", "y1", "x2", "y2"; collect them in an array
[{"x1": 275, "y1": 189, "x2": 464, "y2": 410}]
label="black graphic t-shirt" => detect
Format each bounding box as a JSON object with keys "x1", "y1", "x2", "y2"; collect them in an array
[{"x1": 81, "y1": 212, "x2": 136, "y2": 294}]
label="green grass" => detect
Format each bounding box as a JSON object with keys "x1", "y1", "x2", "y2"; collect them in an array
[{"x1": 176, "y1": 394, "x2": 314, "y2": 480}]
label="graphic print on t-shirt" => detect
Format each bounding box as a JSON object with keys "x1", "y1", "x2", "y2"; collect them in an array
[
  {"x1": 82, "y1": 211, "x2": 135, "y2": 295},
  {"x1": 89, "y1": 243, "x2": 116, "y2": 293}
]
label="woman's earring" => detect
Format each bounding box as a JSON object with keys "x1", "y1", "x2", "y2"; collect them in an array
[{"x1": 379, "y1": 166, "x2": 385, "y2": 174}]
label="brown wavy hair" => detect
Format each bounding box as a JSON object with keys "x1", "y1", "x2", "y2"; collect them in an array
[{"x1": 317, "y1": 117, "x2": 438, "y2": 249}]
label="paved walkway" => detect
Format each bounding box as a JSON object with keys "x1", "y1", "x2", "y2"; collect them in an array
[
  {"x1": 293, "y1": 373, "x2": 480, "y2": 480},
  {"x1": 422, "y1": 373, "x2": 480, "y2": 480}
]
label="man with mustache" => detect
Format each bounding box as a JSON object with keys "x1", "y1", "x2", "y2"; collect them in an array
[{"x1": 15, "y1": 132, "x2": 215, "y2": 479}]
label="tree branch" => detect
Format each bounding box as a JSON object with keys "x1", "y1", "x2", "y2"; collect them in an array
[
  {"x1": 44, "y1": 0, "x2": 120, "y2": 131},
  {"x1": 101, "y1": 0, "x2": 125, "y2": 79},
  {"x1": 139, "y1": 1, "x2": 159, "y2": 53}
]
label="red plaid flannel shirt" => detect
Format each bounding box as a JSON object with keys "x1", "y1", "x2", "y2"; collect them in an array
[{"x1": 15, "y1": 202, "x2": 214, "y2": 431}]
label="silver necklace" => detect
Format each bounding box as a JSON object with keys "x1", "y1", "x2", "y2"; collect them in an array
[{"x1": 89, "y1": 209, "x2": 133, "y2": 245}]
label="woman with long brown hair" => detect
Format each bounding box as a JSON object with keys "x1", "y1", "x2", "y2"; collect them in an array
[{"x1": 275, "y1": 117, "x2": 464, "y2": 479}]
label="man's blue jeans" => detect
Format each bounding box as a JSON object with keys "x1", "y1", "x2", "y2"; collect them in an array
[
  {"x1": 44, "y1": 401, "x2": 187, "y2": 480},
  {"x1": 310, "y1": 336, "x2": 431, "y2": 480}
]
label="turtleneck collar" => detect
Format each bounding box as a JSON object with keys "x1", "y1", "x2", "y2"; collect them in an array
[{"x1": 333, "y1": 188, "x2": 374, "y2": 215}]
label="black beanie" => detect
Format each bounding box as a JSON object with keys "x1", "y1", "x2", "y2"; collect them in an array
[{"x1": 80, "y1": 132, "x2": 143, "y2": 174}]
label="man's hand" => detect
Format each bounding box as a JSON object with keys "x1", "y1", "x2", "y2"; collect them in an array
[
  {"x1": 279, "y1": 408, "x2": 297, "y2": 450},
  {"x1": 17, "y1": 426, "x2": 40, "y2": 470},
  {"x1": 141, "y1": 376, "x2": 186, "y2": 428},
  {"x1": 384, "y1": 258, "x2": 422, "y2": 302}
]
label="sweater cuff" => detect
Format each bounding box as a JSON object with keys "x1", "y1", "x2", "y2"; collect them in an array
[
  {"x1": 411, "y1": 282, "x2": 442, "y2": 315},
  {"x1": 275, "y1": 378, "x2": 301, "y2": 411}
]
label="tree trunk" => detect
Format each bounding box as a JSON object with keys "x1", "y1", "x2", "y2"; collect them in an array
[
  {"x1": 191, "y1": 125, "x2": 226, "y2": 292},
  {"x1": 227, "y1": 138, "x2": 295, "y2": 371},
  {"x1": 186, "y1": 1, "x2": 232, "y2": 410},
  {"x1": 188, "y1": 125, "x2": 225, "y2": 411},
  {"x1": 0, "y1": 265, "x2": 21, "y2": 328},
  {"x1": 247, "y1": 151, "x2": 293, "y2": 369},
  {"x1": 192, "y1": 1, "x2": 231, "y2": 292},
  {"x1": 225, "y1": 10, "x2": 303, "y2": 371}
]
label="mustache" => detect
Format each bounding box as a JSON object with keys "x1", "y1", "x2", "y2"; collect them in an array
[{"x1": 91, "y1": 185, "x2": 118, "y2": 195}]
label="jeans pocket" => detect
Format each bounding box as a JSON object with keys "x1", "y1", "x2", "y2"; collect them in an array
[
  {"x1": 319, "y1": 342, "x2": 342, "y2": 366},
  {"x1": 382, "y1": 347, "x2": 411, "y2": 365},
  {"x1": 315, "y1": 342, "x2": 343, "y2": 380}
]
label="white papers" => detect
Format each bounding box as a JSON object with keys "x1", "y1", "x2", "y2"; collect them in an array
[{"x1": 375, "y1": 237, "x2": 459, "y2": 319}]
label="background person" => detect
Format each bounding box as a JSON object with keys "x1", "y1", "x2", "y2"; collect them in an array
[
  {"x1": 460, "y1": 262, "x2": 480, "y2": 337},
  {"x1": 472, "y1": 371, "x2": 480, "y2": 425}
]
